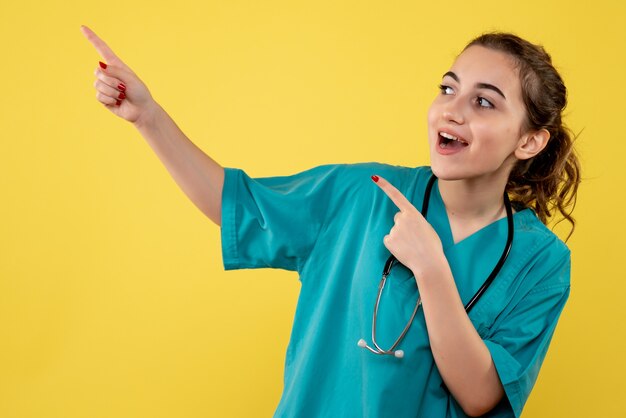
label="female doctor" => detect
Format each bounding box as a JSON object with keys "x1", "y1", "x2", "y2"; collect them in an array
[{"x1": 81, "y1": 25, "x2": 580, "y2": 417}]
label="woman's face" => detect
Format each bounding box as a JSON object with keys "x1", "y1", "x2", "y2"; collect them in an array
[{"x1": 427, "y1": 45, "x2": 529, "y2": 183}]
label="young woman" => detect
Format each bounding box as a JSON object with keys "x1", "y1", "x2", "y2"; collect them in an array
[{"x1": 81, "y1": 25, "x2": 580, "y2": 417}]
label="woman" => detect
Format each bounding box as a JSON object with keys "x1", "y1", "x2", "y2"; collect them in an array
[{"x1": 81, "y1": 25, "x2": 579, "y2": 417}]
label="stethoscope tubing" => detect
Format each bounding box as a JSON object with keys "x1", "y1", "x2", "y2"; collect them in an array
[
  {"x1": 464, "y1": 190, "x2": 514, "y2": 313},
  {"x1": 370, "y1": 265, "x2": 422, "y2": 355}
]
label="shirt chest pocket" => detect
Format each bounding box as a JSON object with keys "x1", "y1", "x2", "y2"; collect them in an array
[
  {"x1": 385, "y1": 261, "x2": 418, "y2": 294},
  {"x1": 467, "y1": 283, "x2": 518, "y2": 341}
]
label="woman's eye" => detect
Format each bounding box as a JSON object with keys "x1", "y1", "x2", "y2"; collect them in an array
[
  {"x1": 438, "y1": 84, "x2": 454, "y2": 95},
  {"x1": 477, "y1": 97, "x2": 494, "y2": 109}
]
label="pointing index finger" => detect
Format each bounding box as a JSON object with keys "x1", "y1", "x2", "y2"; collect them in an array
[
  {"x1": 372, "y1": 175, "x2": 415, "y2": 212},
  {"x1": 80, "y1": 25, "x2": 123, "y2": 66}
]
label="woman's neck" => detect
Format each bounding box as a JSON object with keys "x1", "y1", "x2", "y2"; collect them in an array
[{"x1": 437, "y1": 176, "x2": 510, "y2": 243}]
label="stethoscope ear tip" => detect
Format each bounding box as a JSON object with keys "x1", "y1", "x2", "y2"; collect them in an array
[
  {"x1": 357, "y1": 339, "x2": 367, "y2": 348},
  {"x1": 394, "y1": 350, "x2": 404, "y2": 359}
]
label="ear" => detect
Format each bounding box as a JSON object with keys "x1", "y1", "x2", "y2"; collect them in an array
[{"x1": 515, "y1": 128, "x2": 550, "y2": 160}]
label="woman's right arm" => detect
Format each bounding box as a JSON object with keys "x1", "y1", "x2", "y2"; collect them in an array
[
  {"x1": 133, "y1": 103, "x2": 225, "y2": 226},
  {"x1": 81, "y1": 25, "x2": 224, "y2": 226}
]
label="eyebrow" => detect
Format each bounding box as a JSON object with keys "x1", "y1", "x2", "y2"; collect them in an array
[{"x1": 443, "y1": 71, "x2": 507, "y2": 100}]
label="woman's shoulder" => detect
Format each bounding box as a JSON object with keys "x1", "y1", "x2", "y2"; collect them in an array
[
  {"x1": 236, "y1": 161, "x2": 432, "y2": 186},
  {"x1": 516, "y1": 209, "x2": 570, "y2": 254},
  {"x1": 513, "y1": 208, "x2": 571, "y2": 288},
  {"x1": 336, "y1": 161, "x2": 430, "y2": 175},
  {"x1": 313, "y1": 161, "x2": 433, "y2": 188}
]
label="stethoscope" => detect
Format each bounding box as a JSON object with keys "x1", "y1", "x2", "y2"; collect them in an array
[{"x1": 357, "y1": 174, "x2": 514, "y2": 358}]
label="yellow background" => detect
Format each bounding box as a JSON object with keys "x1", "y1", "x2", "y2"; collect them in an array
[{"x1": 1, "y1": 0, "x2": 624, "y2": 416}]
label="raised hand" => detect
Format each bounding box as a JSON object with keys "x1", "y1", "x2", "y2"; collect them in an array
[
  {"x1": 80, "y1": 25, "x2": 157, "y2": 125},
  {"x1": 371, "y1": 175, "x2": 445, "y2": 278}
]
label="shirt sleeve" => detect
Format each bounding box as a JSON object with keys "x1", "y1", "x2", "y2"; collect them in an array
[
  {"x1": 220, "y1": 163, "x2": 347, "y2": 273},
  {"x1": 483, "y1": 249, "x2": 571, "y2": 418}
]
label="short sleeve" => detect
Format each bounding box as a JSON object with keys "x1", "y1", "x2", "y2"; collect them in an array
[
  {"x1": 220, "y1": 164, "x2": 346, "y2": 273},
  {"x1": 483, "y1": 250, "x2": 571, "y2": 417}
]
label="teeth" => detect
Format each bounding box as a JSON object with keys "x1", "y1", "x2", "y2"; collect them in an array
[
  {"x1": 440, "y1": 131, "x2": 468, "y2": 144},
  {"x1": 440, "y1": 132, "x2": 458, "y2": 141}
]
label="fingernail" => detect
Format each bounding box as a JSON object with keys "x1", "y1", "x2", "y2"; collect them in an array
[
  {"x1": 371, "y1": 175, "x2": 379, "y2": 183},
  {"x1": 116, "y1": 99, "x2": 122, "y2": 106},
  {"x1": 99, "y1": 61, "x2": 107, "y2": 69},
  {"x1": 118, "y1": 92, "x2": 126, "y2": 99},
  {"x1": 118, "y1": 83, "x2": 126, "y2": 92}
]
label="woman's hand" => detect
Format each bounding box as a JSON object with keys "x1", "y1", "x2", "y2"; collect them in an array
[
  {"x1": 80, "y1": 25, "x2": 158, "y2": 125},
  {"x1": 372, "y1": 175, "x2": 446, "y2": 279}
]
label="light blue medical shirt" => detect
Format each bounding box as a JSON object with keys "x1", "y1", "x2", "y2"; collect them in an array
[{"x1": 220, "y1": 162, "x2": 570, "y2": 418}]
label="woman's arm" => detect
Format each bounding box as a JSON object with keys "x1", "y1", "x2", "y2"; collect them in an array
[
  {"x1": 81, "y1": 25, "x2": 224, "y2": 225},
  {"x1": 133, "y1": 103, "x2": 225, "y2": 226},
  {"x1": 371, "y1": 175, "x2": 503, "y2": 416},
  {"x1": 416, "y1": 258, "x2": 504, "y2": 417}
]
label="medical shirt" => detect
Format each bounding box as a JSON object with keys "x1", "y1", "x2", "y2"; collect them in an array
[{"x1": 220, "y1": 162, "x2": 571, "y2": 418}]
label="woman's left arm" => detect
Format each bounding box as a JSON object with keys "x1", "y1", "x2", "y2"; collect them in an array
[{"x1": 372, "y1": 175, "x2": 503, "y2": 417}]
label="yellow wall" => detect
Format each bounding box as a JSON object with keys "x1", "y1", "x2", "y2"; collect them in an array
[{"x1": 1, "y1": 0, "x2": 624, "y2": 416}]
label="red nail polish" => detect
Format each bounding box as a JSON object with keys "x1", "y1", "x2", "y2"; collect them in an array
[
  {"x1": 118, "y1": 92, "x2": 126, "y2": 99},
  {"x1": 118, "y1": 83, "x2": 126, "y2": 92},
  {"x1": 116, "y1": 99, "x2": 122, "y2": 106},
  {"x1": 371, "y1": 175, "x2": 379, "y2": 183},
  {"x1": 99, "y1": 61, "x2": 107, "y2": 69}
]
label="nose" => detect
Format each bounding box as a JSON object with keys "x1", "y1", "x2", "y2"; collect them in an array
[{"x1": 442, "y1": 97, "x2": 465, "y2": 125}]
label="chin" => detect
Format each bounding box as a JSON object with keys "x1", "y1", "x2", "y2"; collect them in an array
[
  {"x1": 430, "y1": 165, "x2": 467, "y2": 181},
  {"x1": 429, "y1": 154, "x2": 467, "y2": 181}
]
